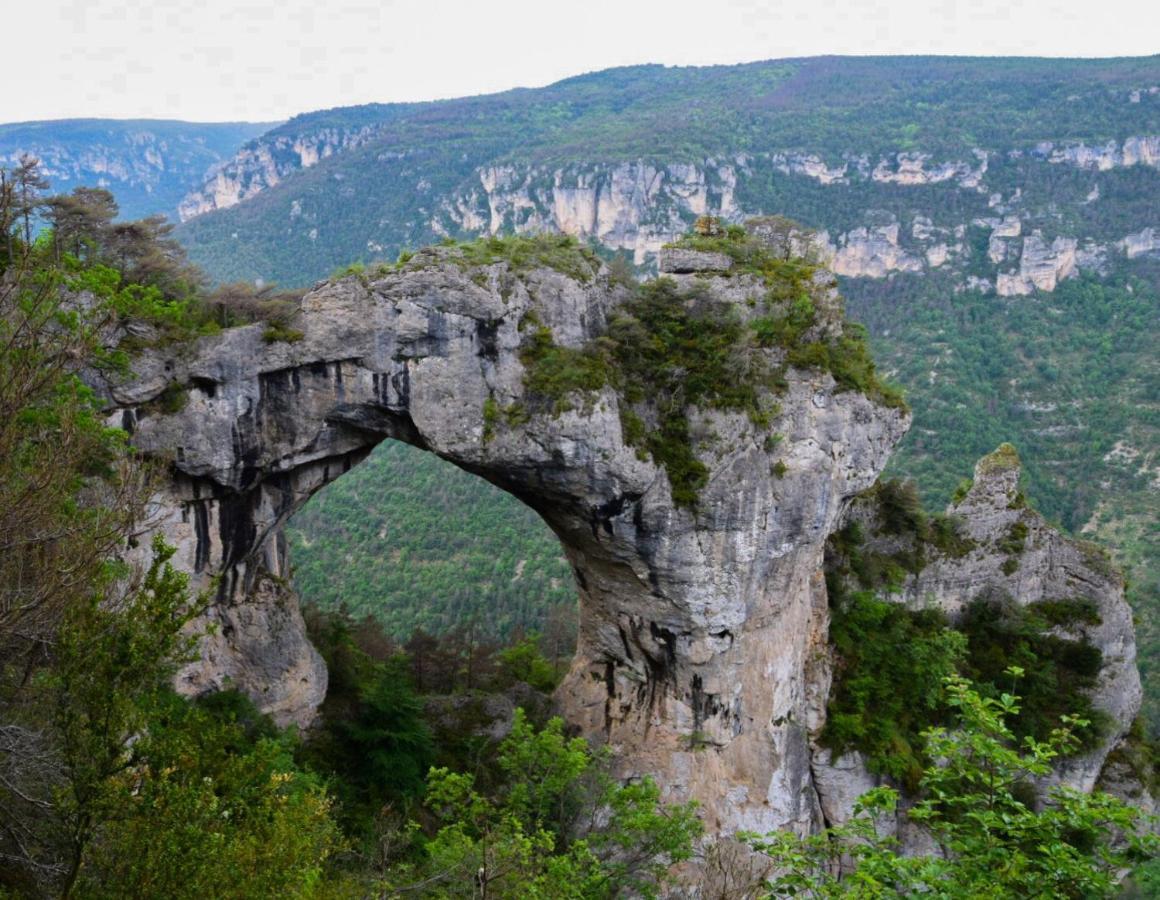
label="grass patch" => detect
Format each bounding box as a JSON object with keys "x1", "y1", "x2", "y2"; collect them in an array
[
  {"x1": 442, "y1": 233, "x2": 601, "y2": 283},
  {"x1": 262, "y1": 324, "x2": 306, "y2": 344}
]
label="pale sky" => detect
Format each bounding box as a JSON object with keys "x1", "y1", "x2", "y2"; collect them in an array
[{"x1": 7, "y1": 0, "x2": 1159, "y2": 124}]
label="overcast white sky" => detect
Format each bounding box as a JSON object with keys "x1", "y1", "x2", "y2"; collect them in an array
[{"x1": 6, "y1": 0, "x2": 1159, "y2": 124}]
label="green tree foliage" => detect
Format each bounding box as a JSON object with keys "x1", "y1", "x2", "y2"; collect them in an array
[
  {"x1": 821, "y1": 592, "x2": 966, "y2": 788},
  {"x1": 821, "y1": 477, "x2": 1112, "y2": 787},
  {"x1": 751, "y1": 675, "x2": 1157, "y2": 899},
  {"x1": 287, "y1": 440, "x2": 577, "y2": 644},
  {"x1": 0, "y1": 170, "x2": 341, "y2": 898},
  {"x1": 958, "y1": 596, "x2": 1107, "y2": 752},
  {"x1": 496, "y1": 637, "x2": 560, "y2": 693},
  {"x1": 380, "y1": 710, "x2": 702, "y2": 898},
  {"x1": 65, "y1": 688, "x2": 341, "y2": 899},
  {"x1": 301, "y1": 610, "x2": 434, "y2": 828},
  {"x1": 4, "y1": 533, "x2": 342, "y2": 898}
]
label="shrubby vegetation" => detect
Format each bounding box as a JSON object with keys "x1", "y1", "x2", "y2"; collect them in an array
[
  {"x1": 753, "y1": 675, "x2": 1157, "y2": 899},
  {"x1": 821, "y1": 591, "x2": 965, "y2": 788},
  {"x1": 0, "y1": 164, "x2": 341, "y2": 895},
  {"x1": 821, "y1": 477, "x2": 1113, "y2": 786},
  {"x1": 505, "y1": 224, "x2": 903, "y2": 506},
  {"x1": 270, "y1": 604, "x2": 702, "y2": 898}
]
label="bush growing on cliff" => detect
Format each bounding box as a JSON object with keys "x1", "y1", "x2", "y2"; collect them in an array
[
  {"x1": 959, "y1": 594, "x2": 1108, "y2": 752},
  {"x1": 753, "y1": 675, "x2": 1157, "y2": 899},
  {"x1": 514, "y1": 223, "x2": 905, "y2": 507},
  {"x1": 821, "y1": 591, "x2": 966, "y2": 788}
]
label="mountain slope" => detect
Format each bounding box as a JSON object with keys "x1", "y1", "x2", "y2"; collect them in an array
[
  {"x1": 0, "y1": 118, "x2": 274, "y2": 220},
  {"x1": 175, "y1": 56, "x2": 1160, "y2": 284}
]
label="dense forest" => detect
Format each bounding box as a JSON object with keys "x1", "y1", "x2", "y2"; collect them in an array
[{"x1": 286, "y1": 441, "x2": 577, "y2": 643}]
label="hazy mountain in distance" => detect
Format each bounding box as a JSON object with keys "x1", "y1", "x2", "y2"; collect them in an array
[{"x1": 0, "y1": 118, "x2": 276, "y2": 220}]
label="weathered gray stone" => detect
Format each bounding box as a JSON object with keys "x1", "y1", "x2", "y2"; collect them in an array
[
  {"x1": 100, "y1": 245, "x2": 907, "y2": 840},
  {"x1": 98, "y1": 244, "x2": 1144, "y2": 849},
  {"x1": 657, "y1": 247, "x2": 734, "y2": 274},
  {"x1": 812, "y1": 443, "x2": 1145, "y2": 843}
]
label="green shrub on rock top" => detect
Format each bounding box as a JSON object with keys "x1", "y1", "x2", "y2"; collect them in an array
[
  {"x1": 513, "y1": 224, "x2": 904, "y2": 507},
  {"x1": 443, "y1": 232, "x2": 602, "y2": 283}
]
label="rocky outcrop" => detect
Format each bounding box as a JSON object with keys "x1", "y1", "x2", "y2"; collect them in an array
[
  {"x1": 819, "y1": 224, "x2": 925, "y2": 279},
  {"x1": 421, "y1": 145, "x2": 1160, "y2": 288},
  {"x1": 871, "y1": 150, "x2": 988, "y2": 188},
  {"x1": 811, "y1": 444, "x2": 1143, "y2": 830},
  {"x1": 657, "y1": 247, "x2": 733, "y2": 273},
  {"x1": 104, "y1": 237, "x2": 907, "y2": 839},
  {"x1": 433, "y1": 161, "x2": 741, "y2": 264},
  {"x1": 0, "y1": 120, "x2": 269, "y2": 220},
  {"x1": 1121, "y1": 227, "x2": 1160, "y2": 258},
  {"x1": 1044, "y1": 136, "x2": 1160, "y2": 171},
  {"x1": 996, "y1": 232, "x2": 1080, "y2": 296},
  {"x1": 102, "y1": 234, "x2": 1144, "y2": 846}
]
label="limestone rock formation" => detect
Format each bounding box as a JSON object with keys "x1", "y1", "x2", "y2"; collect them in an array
[
  {"x1": 996, "y1": 232, "x2": 1080, "y2": 296},
  {"x1": 818, "y1": 224, "x2": 925, "y2": 279},
  {"x1": 177, "y1": 124, "x2": 387, "y2": 221},
  {"x1": 102, "y1": 235, "x2": 907, "y2": 837},
  {"x1": 99, "y1": 233, "x2": 1143, "y2": 844}
]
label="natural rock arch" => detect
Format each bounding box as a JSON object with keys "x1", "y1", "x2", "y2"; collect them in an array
[{"x1": 109, "y1": 241, "x2": 910, "y2": 836}]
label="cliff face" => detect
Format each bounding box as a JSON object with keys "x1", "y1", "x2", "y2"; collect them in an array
[
  {"x1": 176, "y1": 124, "x2": 386, "y2": 221},
  {"x1": 178, "y1": 133, "x2": 1160, "y2": 290},
  {"x1": 102, "y1": 236, "x2": 1143, "y2": 841},
  {"x1": 414, "y1": 141, "x2": 1160, "y2": 291}
]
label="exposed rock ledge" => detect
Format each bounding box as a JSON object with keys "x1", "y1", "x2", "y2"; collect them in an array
[{"x1": 98, "y1": 239, "x2": 1143, "y2": 842}]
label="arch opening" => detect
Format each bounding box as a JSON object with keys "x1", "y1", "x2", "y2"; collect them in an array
[{"x1": 286, "y1": 438, "x2": 579, "y2": 686}]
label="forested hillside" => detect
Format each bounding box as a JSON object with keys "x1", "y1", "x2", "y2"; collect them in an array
[
  {"x1": 286, "y1": 441, "x2": 575, "y2": 641},
  {"x1": 174, "y1": 56, "x2": 1160, "y2": 285}
]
